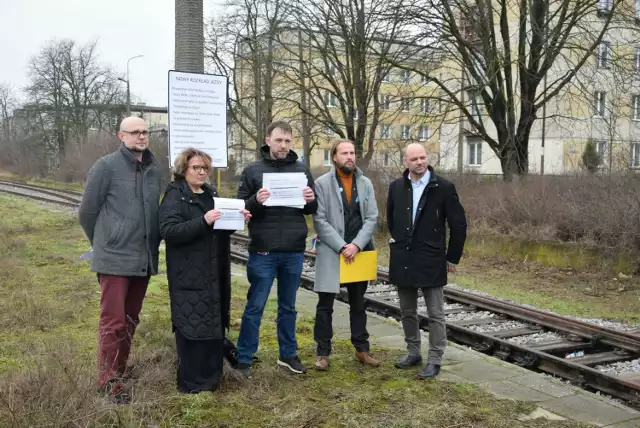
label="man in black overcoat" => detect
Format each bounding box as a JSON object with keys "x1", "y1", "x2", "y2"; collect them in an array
[{"x1": 387, "y1": 143, "x2": 467, "y2": 379}]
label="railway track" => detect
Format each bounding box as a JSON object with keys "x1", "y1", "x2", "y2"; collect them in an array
[
  {"x1": 3, "y1": 179, "x2": 640, "y2": 407},
  {"x1": 0, "y1": 180, "x2": 82, "y2": 207},
  {"x1": 230, "y1": 234, "x2": 640, "y2": 408}
]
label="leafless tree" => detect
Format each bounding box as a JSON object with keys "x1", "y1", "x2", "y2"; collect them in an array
[
  {"x1": 383, "y1": 0, "x2": 631, "y2": 180},
  {"x1": 206, "y1": 0, "x2": 298, "y2": 165},
  {"x1": 25, "y1": 39, "x2": 124, "y2": 164},
  {"x1": 0, "y1": 83, "x2": 18, "y2": 142},
  {"x1": 273, "y1": 0, "x2": 428, "y2": 169}
]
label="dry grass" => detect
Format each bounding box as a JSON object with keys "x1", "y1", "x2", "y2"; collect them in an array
[
  {"x1": 370, "y1": 170, "x2": 640, "y2": 273},
  {"x1": 0, "y1": 194, "x2": 593, "y2": 428}
]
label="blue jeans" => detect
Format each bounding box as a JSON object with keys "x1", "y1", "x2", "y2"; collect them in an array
[{"x1": 236, "y1": 252, "x2": 304, "y2": 365}]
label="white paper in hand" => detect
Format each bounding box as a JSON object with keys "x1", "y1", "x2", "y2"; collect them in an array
[
  {"x1": 263, "y1": 172, "x2": 307, "y2": 208},
  {"x1": 213, "y1": 197, "x2": 245, "y2": 230}
]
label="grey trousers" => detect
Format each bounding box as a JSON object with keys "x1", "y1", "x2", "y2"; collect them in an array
[{"x1": 397, "y1": 286, "x2": 446, "y2": 365}]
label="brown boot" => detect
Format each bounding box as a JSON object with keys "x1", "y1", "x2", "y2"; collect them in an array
[
  {"x1": 355, "y1": 352, "x2": 381, "y2": 367},
  {"x1": 315, "y1": 356, "x2": 329, "y2": 371}
]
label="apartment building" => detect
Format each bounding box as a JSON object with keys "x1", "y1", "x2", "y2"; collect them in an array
[
  {"x1": 438, "y1": 0, "x2": 640, "y2": 175},
  {"x1": 230, "y1": 27, "x2": 442, "y2": 173}
]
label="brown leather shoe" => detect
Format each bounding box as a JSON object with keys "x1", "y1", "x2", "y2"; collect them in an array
[
  {"x1": 355, "y1": 352, "x2": 381, "y2": 367},
  {"x1": 315, "y1": 356, "x2": 329, "y2": 371}
]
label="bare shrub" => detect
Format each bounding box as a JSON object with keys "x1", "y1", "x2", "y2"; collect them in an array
[
  {"x1": 451, "y1": 173, "x2": 640, "y2": 260},
  {"x1": 0, "y1": 135, "x2": 51, "y2": 177},
  {"x1": 365, "y1": 169, "x2": 640, "y2": 267},
  {"x1": 53, "y1": 135, "x2": 120, "y2": 183}
]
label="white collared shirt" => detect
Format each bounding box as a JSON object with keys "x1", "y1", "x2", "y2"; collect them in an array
[{"x1": 408, "y1": 171, "x2": 430, "y2": 224}]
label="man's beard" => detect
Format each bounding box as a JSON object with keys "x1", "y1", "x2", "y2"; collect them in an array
[
  {"x1": 129, "y1": 146, "x2": 147, "y2": 153},
  {"x1": 338, "y1": 164, "x2": 354, "y2": 174}
]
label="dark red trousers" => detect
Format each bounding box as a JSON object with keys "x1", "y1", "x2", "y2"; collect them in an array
[{"x1": 97, "y1": 274, "x2": 149, "y2": 388}]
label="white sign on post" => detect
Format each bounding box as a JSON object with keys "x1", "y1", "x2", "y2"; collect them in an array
[{"x1": 167, "y1": 70, "x2": 228, "y2": 167}]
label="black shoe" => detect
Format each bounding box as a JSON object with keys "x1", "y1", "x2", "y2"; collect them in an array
[
  {"x1": 99, "y1": 379, "x2": 131, "y2": 404},
  {"x1": 277, "y1": 356, "x2": 308, "y2": 374},
  {"x1": 235, "y1": 363, "x2": 252, "y2": 379},
  {"x1": 417, "y1": 363, "x2": 441, "y2": 379},
  {"x1": 223, "y1": 337, "x2": 238, "y2": 368},
  {"x1": 395, "y1": 354, "x2": 423, "y2": 369}
]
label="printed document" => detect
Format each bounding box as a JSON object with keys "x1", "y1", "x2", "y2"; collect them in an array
[
  {"x1": 213, "y1": 197, "x2": 245, "y2": 230},
  {"x1": 263, "y1": 172, "x2": 307, "y2": 208}
]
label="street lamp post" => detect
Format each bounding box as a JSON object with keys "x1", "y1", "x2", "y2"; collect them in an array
[{"x1": 118, "y1": 55, "x2": 144, "y2": 115}]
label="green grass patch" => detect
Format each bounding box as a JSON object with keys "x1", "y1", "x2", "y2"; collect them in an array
[
  {"x1": 0, "y1": 194, "x2": 592, "y2": 427},
  {"x1": 373, "y1": 233, "x2": 640, "y2": 324},
  {"x1": 465, "y1": 234, "x2": 637, "y2": 274},
  {"x1": 453, "y1": 269, "x2": 640, "y2": 324}
]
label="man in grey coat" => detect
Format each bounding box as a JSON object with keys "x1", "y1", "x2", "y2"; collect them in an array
[
  {"x1": 312, "y1": 139, "x2": 380, "y2": 371},
  {"x1": 79, "y1": 116, "x2": 163, "y2": 402}
]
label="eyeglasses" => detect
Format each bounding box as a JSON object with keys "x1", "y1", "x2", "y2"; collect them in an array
[
  {"x1": 122, "y1": 130, "x2": 149, "y2": 137},
  {"x1": 191, "y1": 165, "x2": 210, "y2": 173}
]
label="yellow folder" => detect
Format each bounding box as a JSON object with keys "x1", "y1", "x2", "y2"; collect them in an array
[{"x1": 340, "y1": 250, "x2": 378, "y2": 284}]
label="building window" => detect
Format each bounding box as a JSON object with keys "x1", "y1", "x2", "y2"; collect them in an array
[
  {"x1": 324, "y1": 148, "x2": 332, "y2": 166},
  {"x1": 632, "y1": 142, "x2": 640, "y2": 167},
  {"x1": 594, "y1": 91, "x2": 607, "y2": 117},
  {"x1": 420, "y1": 98, "x2": 429, "y2": 113},
  {"x1": 597, "y1": 0, "x2": 612, "y2": 13},
  {"x1": 380, "y1": 124, "x2": 391, "y2": 139},
  {"x1": 419, "y1": 125, "x2": 430, "y2": 140},
  {"x1": 325, "y1": 125, "x2": 334, "y2": 136},
  {"x1": 468, "y1": 139, "x2": 482, "y2": 165},
  {"x1": 596, "y1": 41, "x2": 611, "y2": 68},
  {"x1": 399, "y1": 69, "x2": 411, "y2": 82},
  {"x1": 635, "y1": 47, "x2": 640, "y2": 71},
  {"x1": 633, "y1": 95, "x2": 640, "y2": 120},
  {"x1": 326, "y1": 61, "x2": 337, "y2": 76},
  {"x1": 401, "y1": 125, "x2": 411, "y2": 139},
  {"x1": 382, "y1": 70, "x2": 390, "y2": 82},
  {"x1": 401, "y1": 99, "x2": 411, "y2": 112},
  {"x1": 468, "y1": 91, "x2": 482, "y2": 119},
  {"x1": 637, "y1": 0, "x2": 640, "y2": 18},
  {"x1": 421, "y1": 73, "x2": 429, "y2": 84},
  {"x1": 380, "y1": 94, "x2": 391, "y2": 110},
  {"x1": 595, "y1": 140, "x2": 607, "y2": 166},
  {"x1": 324, "y1": 92, "x2": 338, "y2": 107}
]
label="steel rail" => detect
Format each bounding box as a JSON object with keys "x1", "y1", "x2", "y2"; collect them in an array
[{"x1": 229, "y1": 249, "x2": 640, "y2": 407}]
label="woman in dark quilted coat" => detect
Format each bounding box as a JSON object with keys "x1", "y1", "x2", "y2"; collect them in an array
[{"x1": 159, "y1": 148, "x2": 250, "y2": 393}]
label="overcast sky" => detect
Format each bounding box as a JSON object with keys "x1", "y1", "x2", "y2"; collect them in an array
[{"x1": 0, "y1": 0, "x2": 217, "y2": 107}]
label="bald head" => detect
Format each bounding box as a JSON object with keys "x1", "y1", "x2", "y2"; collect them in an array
[
  {"x1": 404, "y1": 143, "x2": 427, "y2": 160},
  {"x1": 119, "y1": 116, "x2": 147, "y2": 132},
  {"x1": 118, "y1": 116, "x2": 150, "y2": 154},
  {"x1": 403, "y1": 143, "x2": 429, "y2": 179}
]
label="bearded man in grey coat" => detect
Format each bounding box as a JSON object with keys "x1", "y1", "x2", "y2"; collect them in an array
[{"x1": 311, "y1": 139, "x2": 380, "y2": 371}]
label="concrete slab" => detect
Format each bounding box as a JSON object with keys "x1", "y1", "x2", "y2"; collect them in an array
[
  {"x1": 539, "y1": 394, "x2": 640, "y2": 427},
  {"x1": 230, "y1": 265, "x2": 640, "y2": 426},
  {"x1": 478, "y1": 379, "x2": 555, "y2": 402},
  {"x1": 508, "y1": 373, "x2": 577, "y2": 398},
  {"x1": 443, "y1": 344, "x2": 485, "y2": 363},
  {"x1": 518, "y1": 407, "x2": 567, "y2": 422},
  {"x1": 441, "y1": 358, "x2": 523, "y2": 383},
  {"x1": 603, "y1": 419, "x2": 640, "y2": 428}
]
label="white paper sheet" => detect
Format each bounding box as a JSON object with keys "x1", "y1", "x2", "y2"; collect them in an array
[
  {"x1": 263, "y1": 172, "x2": 307, "y2": 208},
  {"x1": 213, "y1": 197, "x2": 245, "y2": 230}
]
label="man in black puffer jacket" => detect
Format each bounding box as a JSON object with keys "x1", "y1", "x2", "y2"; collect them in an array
[{"x1": 236, "y1": 120, "x2": 317, "y2": 377}]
